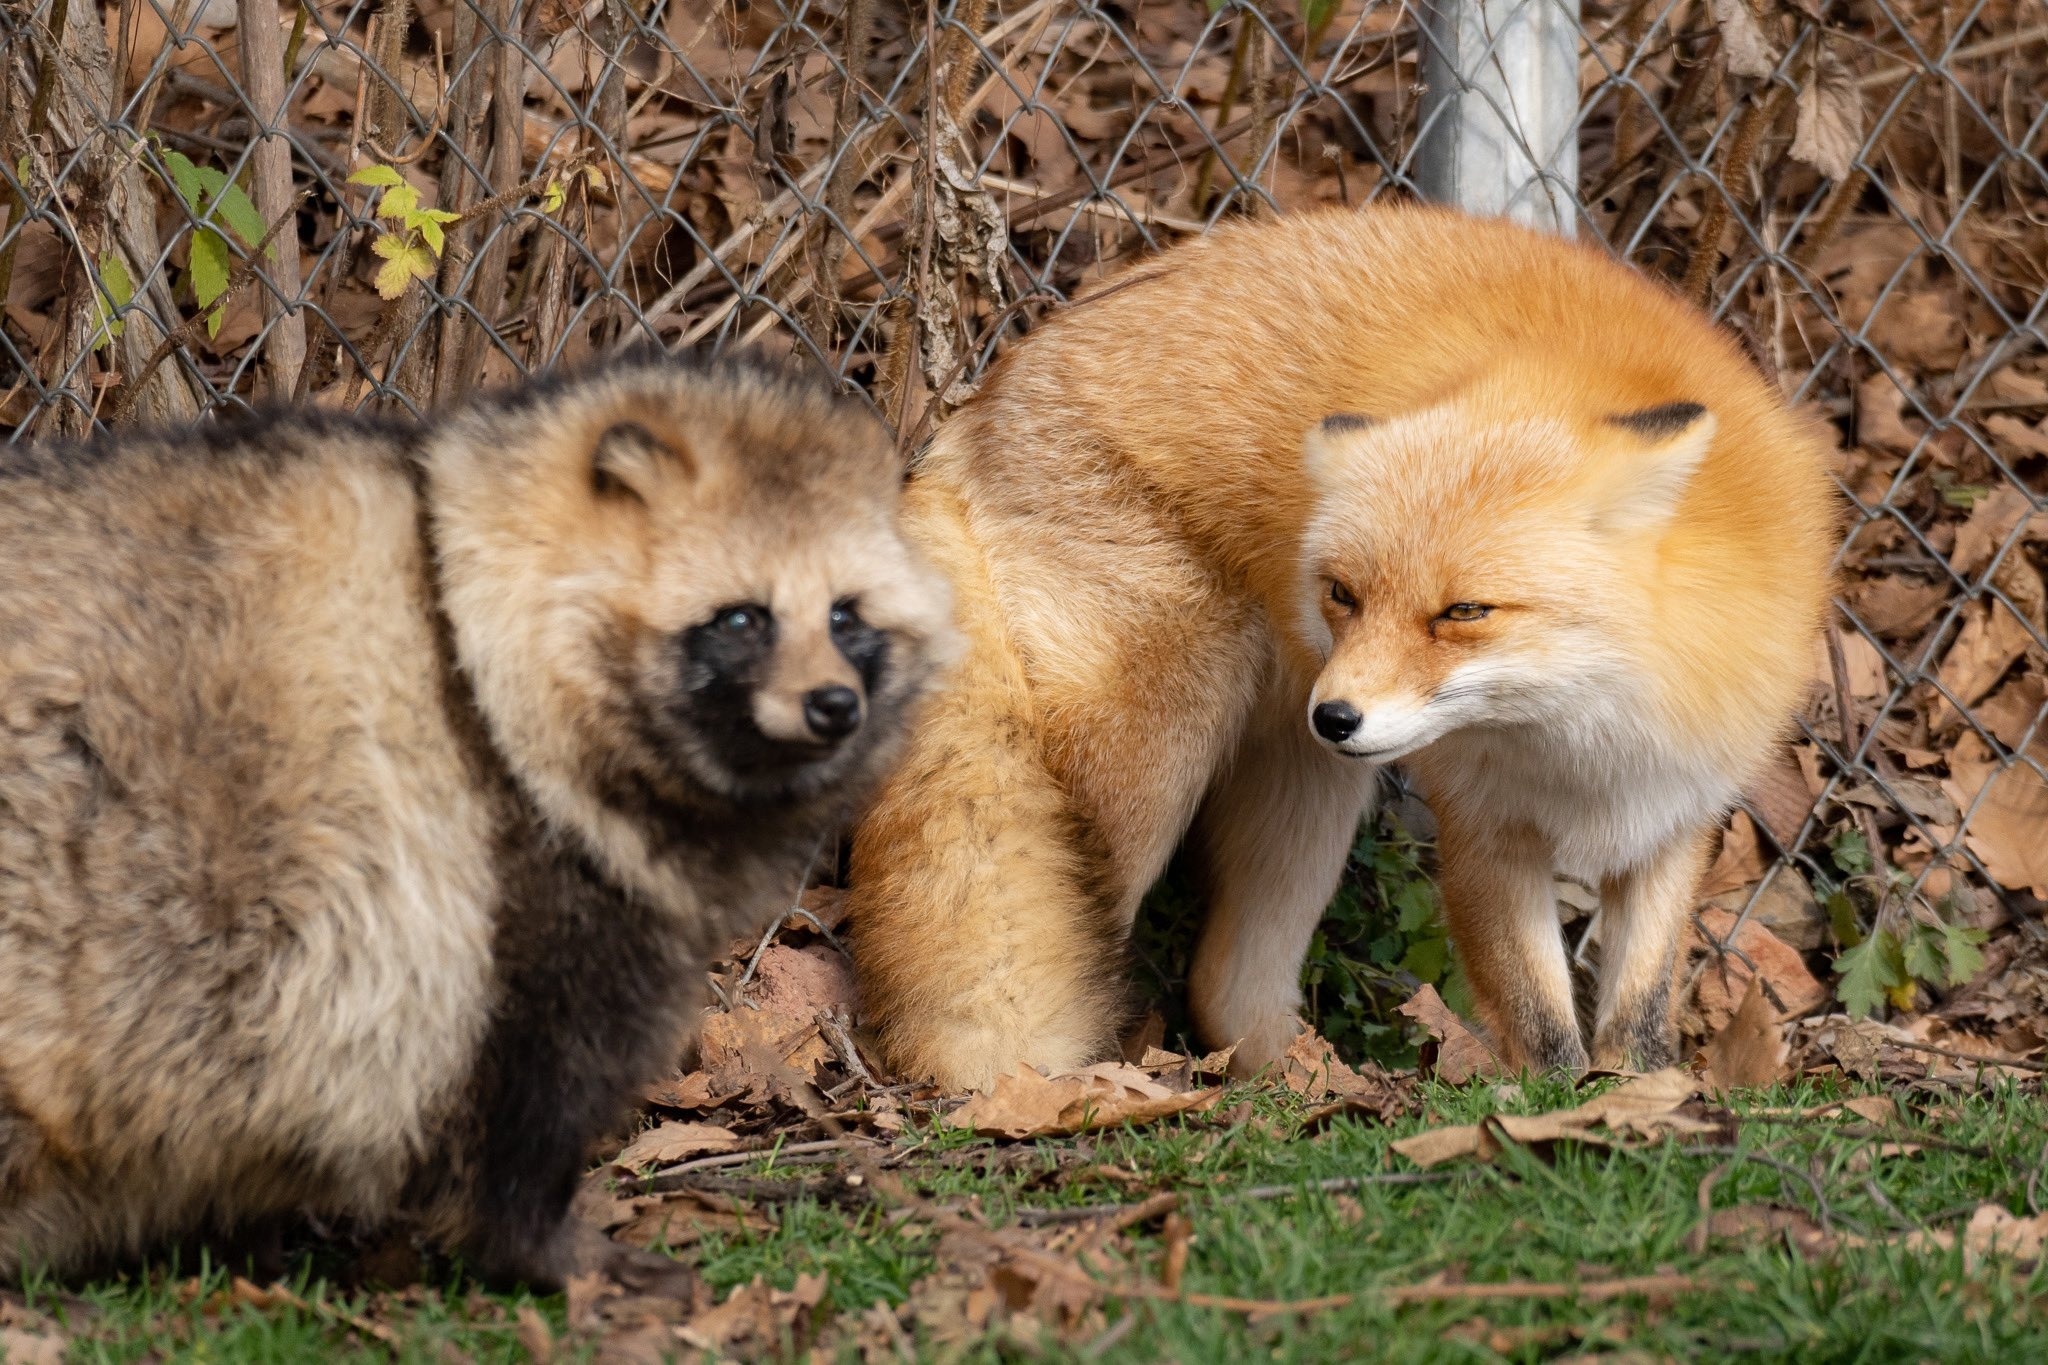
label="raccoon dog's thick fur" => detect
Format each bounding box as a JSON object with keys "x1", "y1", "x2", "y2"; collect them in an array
[
  {"x1": 0, "y1": 352, "x2": 954, "y2": 1285},
  {"x1": 847, "y1": 205, "x2": 1836, "y2": 1091}
]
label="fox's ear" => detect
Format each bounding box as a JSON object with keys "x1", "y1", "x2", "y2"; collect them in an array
[
  {"x1": 591, "y1": 421, "x2": 692, "y2": 502},
  {"x1": 1302, "y1": 412, "x2": 1373, "y2": 492},
  {"x1": 1595, "y1": 402, "x2": 1716, "y2": 533}
]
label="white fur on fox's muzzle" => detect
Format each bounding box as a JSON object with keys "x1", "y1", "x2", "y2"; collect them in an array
[{"x1": 1307, "y1": 695, "x2": 1443, "y2": 763}]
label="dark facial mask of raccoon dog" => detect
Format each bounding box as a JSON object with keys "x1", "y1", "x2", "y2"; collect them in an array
[{"x1": 0, "y1": 350, "x2": 956, "y2": 1291}]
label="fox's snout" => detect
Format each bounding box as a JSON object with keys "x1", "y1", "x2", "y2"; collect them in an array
[
  {"x1": 1305, "y1": 688, "x2": 1441, "y2": 763},
  {"x1": 1310, "y1": 700, "x2": 1360, "y2": 742}
]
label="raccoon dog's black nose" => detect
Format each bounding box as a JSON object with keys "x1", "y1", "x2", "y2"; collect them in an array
[
  {"x1": 803, "y1": 686, "x2": 863, "y2": 741},
  {"x1": 1312, "y1": 701, "x2": 1361, "y2": 743}
]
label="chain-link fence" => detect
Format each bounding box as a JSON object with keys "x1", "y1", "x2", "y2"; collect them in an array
[{"x1": 3, "y1": 0, "x2": 2045, "y2": 1030}]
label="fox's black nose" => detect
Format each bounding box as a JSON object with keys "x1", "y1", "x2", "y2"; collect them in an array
[
  {"x1": 803, "y1": 685, "x2": 863, "y2": 741},
  {"x1": 1312, "y1": 701, "x2": 1361, "y2": 743}
]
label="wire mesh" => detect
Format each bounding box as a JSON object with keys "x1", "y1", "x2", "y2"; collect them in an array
[{"x1": 2, "y1": 0, "x2": 2044, "y2": 1012}]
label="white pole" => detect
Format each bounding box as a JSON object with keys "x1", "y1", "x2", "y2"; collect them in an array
[{"x1": 1416, "y1": 0, "x2": 1581, "y2": 235}]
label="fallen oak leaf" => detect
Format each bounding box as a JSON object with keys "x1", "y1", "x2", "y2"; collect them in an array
[
  {"x1": 611, "y1": 1120, "x2": 744, "y2": 1171},
  {"x1": 677, "y1": 1271, "x2": 829, "y2": 1353},
  {"x1": 1698, "y1": 978, "x2": 1791, "y2": 1092},
  {"x1": 1393, "y1": 1069, "x2": 1718, "y2": 1169},
  {"x1": 948, "y1": 1064, "x2": 1222, "y2": 1139},
  {"x1": 1902, "y1": 1203, "x2": 2048, "y2": 1269},
  {"x1": 1396, "y1": 985, "x2": 1505, "y2": 1084}
]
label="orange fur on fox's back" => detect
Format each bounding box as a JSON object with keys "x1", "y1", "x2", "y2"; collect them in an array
[{"x1": 849, "y1": 205, "x2": 1838, "y2": 1090}]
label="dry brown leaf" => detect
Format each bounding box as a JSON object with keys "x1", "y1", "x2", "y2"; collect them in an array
[
  {"x1": 1708, "y1": 0, "x2": 1777, "y2": 78},
  {"x1": 1905, "y1": 1204, "x2": 2048, "y2": 1269},
  {"x1": 1701, "y1": 810, "x2": 1768, "y2": 896},
  {"x1": 1699, "y1": 978, "x2": 1790, "y2": 1091},
  {"x1": 1842, "y1": 1094, "x2": 1898, "y2": 1124},
  {"x1": 1743, "y1": 746, "x2": 1817, "y2": 849},
  {"x1": 1396, "y1": 985, "x2": 1504, "y2": 1084},
  {"x1": 949, "y1": 1064, "x2": 1221, "y2": 1139},
  {"x1": 516, "y1": 1304, "x2": 555, "y2": 1365},
  {"x1": 1854, "y1": 373, "x2": 1920, "y2": 453},
  {"x1": 1393, "y1": 1069, "x2": 1714, "y2": 1168},
  {"x1": 1692, "y1": 907, "x2": 1831, "y2": 1029},
  {"x1": 1987, "y1": 415, "x2": 2048, "y2": 461},
  {"x1": 1705, "y1": 1203, "x2": 1833, "y2": 1255},
  {"x1": 1789, "y1": 45, "x2": 1863, "y2": 182},
  {"x1": 642, "y1": 1069, "x2": 740, "y2": 1113},
  {"x1": 1933, "y1": 732, "x2": 2048, "y2": 900},
  {"x1": 1849, "y1": 574, "x2": 1947, "y2": 638},
  {"x1": 1950, "y1": 487, "x2": 2045, "y2": 580},
  {"x1": 1944, "y1": 734, "x2": 2048, "y2": 897},
  {"x1": 0, "y1": 1327, "x2": 67, "y2": 1365},
  {"x1": 742, "y1": 943, "x2": 856, "y2": 1018},
  {"x1": 1274, "y1": 1031, "x2": 1415, "y2": 1120},
  {"x1": 678, "y1": 1272, "x2": 828, "y2": 1354},
  {"x1": 611, "y1": 1120, "x2": 744, "y2": 1171},
  {"x1": 1934, "y1": 601, "x2": 2031, "y2": 724},
  {"x1": 1866, "y1": 290, "x2": 1967, "y2": 371},
  {"x1": 1976, "y1": 672, "x2": 2047, "y2": 751},
  {"x1": 1389, "y1": 1121, "x2": 1498, "y2": 1169}
]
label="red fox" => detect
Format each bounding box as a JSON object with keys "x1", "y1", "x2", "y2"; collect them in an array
[{"x1": 847, "y1": 205, "x2": 1838, "y2": 1090}]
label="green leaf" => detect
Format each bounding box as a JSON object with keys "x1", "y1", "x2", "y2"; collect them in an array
[
  {"x1": 1833, "y1": 928, "x2": 1906, "y2": 1019},
  {"x1": 189, "y1": 227, "x2": 232, "y2": 329},
  {"x1": 1394, "y1": 882, "x2": 1437, "y2": 934},
  {"x1": 99, "y1": 253, "x2": 135, "y2": 310},
  {"x1": 1941, "y1": 483, "x2": 1992, "y2": 509},
  {"x1": 162, "y1": 148, "x2": 206, "y2": 211},
  {"x1": 347, "y1": 164, "x2": 406, "y2": 187},
  {"x1": 377, "y1": 182, "x2": 420, "y2": 222},
  {"x1": 1829, "y1": 827, "x2": 1872, "y2": 877},
  {"x1": 1824, "y1": 890, "x2": 1864, "y2": 948},
  {"x1": 415, "y1": 217, "x2": 445, "y2": 255},
  {"x1": 1940, "y1": 921, "x2": 1989, "y2": 987},
  {"x1": 540, "y1": 178, "x2": 565, "y2": 214},
  {"x1": 1298, "y1": 0, "x2": 1341, "y2": 34},
  {"x1": 193, "y1": 166, "x2": 270, "y2": 255},
  {"x1": 370, "y1": 231, "x2": 437, "y2": 299},
  {"x1": 1400, "y1": 934, "x2": 1449, "y2": 985},
  {"x1": 1902, "y1": 925, "x2": 1946, "y2": 986},
  {"x1": 89, "y1": 253, "x2": 133, "y2": 346}
]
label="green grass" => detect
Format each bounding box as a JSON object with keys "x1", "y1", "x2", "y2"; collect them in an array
[{"x1": 15, "y1": 1076, "x2": 2048, "y2": 1363}]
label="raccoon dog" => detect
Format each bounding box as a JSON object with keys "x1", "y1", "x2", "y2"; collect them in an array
[
  {"x1": 846, "y1": 206, "x2": 1836, "y2": 1091},
  {"x1": 0, "y1": 351, "x2": 954, "y2": 1286}
]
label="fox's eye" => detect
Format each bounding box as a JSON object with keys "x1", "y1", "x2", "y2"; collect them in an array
[
  {"x1": 1328, "y1": 580, "x2": 1358, "y2": 610},
  {"x1": 829, "y1": 599, "x2": 859, "y2": 632},
  {"x1": 1439, "y1": 602, "x2": 1492, "y2": 623},
  {"x1": 717, "y1": 605, "x2": 765, "y2": 632}
]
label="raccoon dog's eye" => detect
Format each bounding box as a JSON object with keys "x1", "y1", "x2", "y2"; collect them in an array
[
  {"x1": 1439, "y1": 602, "x2": 1492, "y2": 623},
  {"x1": 829, "y1": 598, "x2": 861, "y2": 635},
  {"x1": 1328, "y1": 580, "x2": 1358, "y2": 610},
  {"x1": 717, "y1": 605, "x2": 767, "y2": 632}
]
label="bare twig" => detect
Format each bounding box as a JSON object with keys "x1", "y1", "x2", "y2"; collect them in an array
[{"x1": 236, "y1": 0, "x2": 307, "y2": 397}]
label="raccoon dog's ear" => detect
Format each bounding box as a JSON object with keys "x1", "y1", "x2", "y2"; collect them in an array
[
  {"x1": 1301, "y1": 412, "x2": 1373, "y2": 493},
  {"x1": 1596, "y1": 402, "x2": 1716, "y2": 534},
  {"x1": 591, "y1": 421, "x2": 691, "y2": 502}
]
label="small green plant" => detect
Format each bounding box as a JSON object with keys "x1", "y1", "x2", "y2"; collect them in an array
[
  {"x1": 1820, "y1": 824, "x2": 1986, "y2": 1017},
  {"x1": 86, "y1": 252, "x2": 133, "y2": 350},
  {"x1": 1302, "y1": 817, "x2": 1464, "y2": 1066},
  {"x1": 156, "y1": 145, "x2": 272, "y2": 338},
  {"x1": 347, "y1": 164, "x2": 460, "y2": 299},
  {"x1": 1131, "y1": 814, "x2": 1455, "y2": 1069}
]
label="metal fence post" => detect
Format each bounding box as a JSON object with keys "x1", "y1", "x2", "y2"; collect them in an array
[{"x1": 1416, "y1": 0, "x2": 1581, "y2": 234}]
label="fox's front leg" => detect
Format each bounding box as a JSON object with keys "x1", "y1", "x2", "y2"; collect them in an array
[
  {"x1": 1434, "y1": 806, "x2": 1587, "y2": 1073},
  {"x1": 1590, "y1": 835, "x2": 1707, "y2": 1072}
]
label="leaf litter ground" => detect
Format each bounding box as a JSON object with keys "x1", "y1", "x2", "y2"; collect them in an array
[{"x1": 13, "y1": 906, "x2": 2048, "y2": 1363}]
